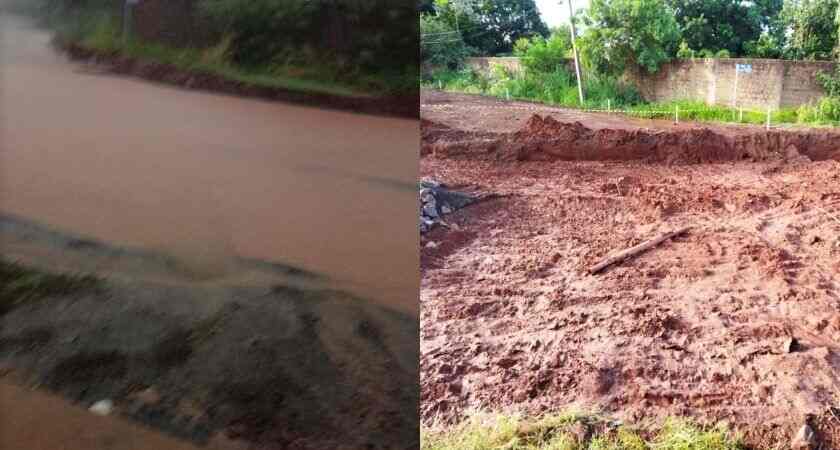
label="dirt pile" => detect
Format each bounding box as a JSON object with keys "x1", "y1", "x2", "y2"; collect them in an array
[
  {"x1": 1, "y1": 216, "x2": 419, "y2": 450},
  {"x1": 510, "y1": 114, "x2": 840, "y2": 163},
  {"x1": 423, "y1": 111, "x2": 840, "y2": 164}
]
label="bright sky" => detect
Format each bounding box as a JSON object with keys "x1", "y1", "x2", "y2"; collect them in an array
[{"x1": 535, "y1": 0, "x2": 590, "y2": 28}]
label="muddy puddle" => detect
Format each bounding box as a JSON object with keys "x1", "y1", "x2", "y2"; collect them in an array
[{"x1": 0, "y1": 13, "x2": 419, "y2": 316}]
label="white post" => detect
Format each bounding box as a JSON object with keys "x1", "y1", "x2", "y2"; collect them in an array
[
  {"x1": 675, "y1": 105, "x2": 679, "y2": 124},
  {"x1": 739, "y1": 107, "x2": 743, "y2": 122},
  {"x1": 607, "y1": 99, "x2": 611, "y2": 114},
  {"x1": 567, "y1": 0, "x2": 585, "y2": 104},
  {"x1": 732, "y1": 65, "x2": 739, "y2": 109},
  {"x1": 438, "y1": 80, "x2": 442, "y2": 90},
  {"x1": 766, "y1": 109, "x2": 771, "y2": 130},
  {"x1": 506, "y1": 88, "x2": 510, "y2": 101}
]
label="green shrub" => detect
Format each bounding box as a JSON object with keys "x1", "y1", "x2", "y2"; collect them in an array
[
  {"x1": 797, "y1": 97, "x2": 840, "y2": 123},
  {"x1": 816, "y1": 65, "x2": 840, "y2": 97},
  {"x1": 677, "y1": 41, "x2": 696, "y2": 59},
  {"x1": 514, "y1": 32, "x2": 572, "y2": 75},
  {"x1": 198, "y1": 0, "x2": 316, "y2": 67}
]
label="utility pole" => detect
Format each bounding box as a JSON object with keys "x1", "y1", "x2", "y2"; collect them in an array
[{"x1": 566, "y1": 0, "x2": 584, "y2": 104}]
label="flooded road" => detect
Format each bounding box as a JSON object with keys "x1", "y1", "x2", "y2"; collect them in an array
[{"x1": 0, "y1": 14, "x2": 419, "y2": 315}]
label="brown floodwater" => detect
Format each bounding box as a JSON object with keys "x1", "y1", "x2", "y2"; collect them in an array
[{"x1": 0, "y1": 13, "x2": 419, "y2": 315}]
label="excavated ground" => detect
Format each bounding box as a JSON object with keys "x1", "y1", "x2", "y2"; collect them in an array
[{"x1": 420, "y1": 90, "x2": 840, "y2": 448}]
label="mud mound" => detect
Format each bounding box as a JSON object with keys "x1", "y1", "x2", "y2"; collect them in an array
[
  {"x1": 507, "y1": 115, "x2": 840, "y2": 163},
  {"x1": 421, "y1": 119, "x2": 502, "y2": 157},
  {"x1": 0, "y1": 219, "x2": 419, "y2": 450},
  {"x1": 423, "y1": 113, "x2": 840, "y2": 164}
]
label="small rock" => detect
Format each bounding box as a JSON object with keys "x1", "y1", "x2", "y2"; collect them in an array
[
  {"x1": 89, "y1": 399, "x2": 114, "y2": 416},
  {"x1": 425, "y1": 241, "x2": 439, "y2": 249},
  {"x1": 423, "y1": 204, "x2": 439, "y2": 218},
  {"x1": 783, "y1": 337, "x2": 799, "y2": 353},
  {"x1": 791, "y1": 423, "x2": 815, "y2": 450}
]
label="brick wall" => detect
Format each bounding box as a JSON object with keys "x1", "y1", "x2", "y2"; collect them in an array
[
  {"x1": 466, "y1": 57, "x2": 525, "y2": 74},
  {"x1": 628, "y1": 58, "x2": 836, "y2": 110},
  {"x1": 469, "y1": 57, "x2": 835, "y2": 110}
]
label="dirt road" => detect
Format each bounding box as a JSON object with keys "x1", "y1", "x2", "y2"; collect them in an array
[
  {"x1": 421, "y1": 90, "x2": 840, "y2": 448},
  {"x1": 0, "y1": 13, "x2": 419, "y2": 316}
]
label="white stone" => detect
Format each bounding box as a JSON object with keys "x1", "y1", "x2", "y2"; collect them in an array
[{"x1": 89, "y1": 399, "x2": 114, "y2": 416}]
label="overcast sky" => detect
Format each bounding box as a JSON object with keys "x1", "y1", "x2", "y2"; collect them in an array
[{"x1": 535, "y1": 0, "x2": 590, "y2": 28}]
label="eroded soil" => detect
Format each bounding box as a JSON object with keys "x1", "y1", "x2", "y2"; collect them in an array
[
  {"x1": 1, "y1": 215, "x2": 419, "y2": 450},
  {"x1": 420, "y1": 90, "x2": 840, "y2": 448}
]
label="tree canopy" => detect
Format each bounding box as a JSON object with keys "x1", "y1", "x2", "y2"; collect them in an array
[
  {"x1": 665, "y1": 0, "x2": 784, "y2": 57},
  {"x1": 421, "y1": 0, "x2": 840, "y2": 75},
  {"x1": 579, "y1": 0, "x2": 681, "y2": 74},
  {"x1": 783, "y1": 0, "x2": 838, "y2": 60},
  {"x1": 423, "y1": 0, "x2": 549, "y2": 55}
]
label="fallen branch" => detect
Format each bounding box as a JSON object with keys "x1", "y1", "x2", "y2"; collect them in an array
[{"x1": 589, "y1": 227, "x2": 691, "y2": 274}]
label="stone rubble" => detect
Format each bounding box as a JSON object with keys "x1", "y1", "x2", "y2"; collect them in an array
[{"x1": 419, "y1": 179, "x2": 477, "y2": 234}]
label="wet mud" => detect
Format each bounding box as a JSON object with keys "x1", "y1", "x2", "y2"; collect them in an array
[{"x1": 421, "y1": 90, "x2": 840, "y2": 449}]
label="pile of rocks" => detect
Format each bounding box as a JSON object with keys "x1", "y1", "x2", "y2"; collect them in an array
[{"x1": 419, "y1": 179, "x2": 476, "y2": 234}]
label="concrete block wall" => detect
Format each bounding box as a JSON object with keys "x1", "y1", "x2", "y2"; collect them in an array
[
  {"x1": 466, "y1": 57, "x2": 524, "y2": 74},
  {"x1": 467, "y1": 57, "x2": 836, "y2": 110},
  {"x1": 631, "y1": 58, "x2": 836, "y2": 110}
]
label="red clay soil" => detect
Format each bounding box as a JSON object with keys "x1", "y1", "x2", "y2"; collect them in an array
[{"x1": 420, "y1": 90, "x2": 840, "y2": 449}]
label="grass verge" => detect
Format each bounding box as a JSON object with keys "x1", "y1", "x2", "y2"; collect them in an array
[
  {"x1": 0, "y1": 259, "x2": 101, "y2": 315},
  {"x1": 421, "y1": 411, "x2": 745, "y2": 450},
  {"x1": 70, "y1": 17, "x2": 370, "y2": 98}
]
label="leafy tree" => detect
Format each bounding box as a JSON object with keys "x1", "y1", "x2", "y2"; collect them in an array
[
  {"x1": 783, "y1": 0, "x2": 838, "y2": 60},
  {"x1": 421, "y1": 13, "x2": 473, "y2": 68},
  {"x1": 432, "y1": 0, "x2": 548, "y2": 55},
  {"x1": 513, "y1": 28, "x2": 572, "y2": 73},
  {"x1": 743, "y1": 32, "x2": 785, "y2": 58},
  {"x1": 199, "y1": 0, "x2": 418, "y2": 72},
  {"x1": 665, "y1": 0, "x2": 784, "y2": 57},
  {"x1": 579, "y1": 0, "x2": 681, "y2": 75}
]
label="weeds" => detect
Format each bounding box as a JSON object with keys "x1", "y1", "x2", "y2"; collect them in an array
[
  {"x1": 421, "y1": 412, "x2": 744, "y2": 450},
  {"x1": 424, "y1": 68, "x2": 641, "y2": 109},
  {"x1": 0, "y1": 260, "x2": 101, "y2": 315}
]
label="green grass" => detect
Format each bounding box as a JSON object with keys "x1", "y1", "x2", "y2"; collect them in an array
[
  {"x1": 421, "y1": 412, "x2": 744, "y2": 450},
  {"x1": 423, "y1": 68, "x2": 642, "y2": 110},
  {"x1": 425, "y1": 68, "x2": 840, "y2": 128},
  {"x1": 73, "y1": 18, "x2": 372, "y2": 98},
  {"x1": 0, "y1": 260, "x2": 101, "y2": 315}
]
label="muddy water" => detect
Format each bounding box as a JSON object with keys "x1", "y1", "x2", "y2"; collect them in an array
[{"x1": 0, "y1": 14, "x2": 419, "y2": 315}]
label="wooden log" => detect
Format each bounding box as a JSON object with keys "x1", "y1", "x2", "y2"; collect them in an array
[{"x1": 588, "y1": 227, "x2": 691, "y2": 274}]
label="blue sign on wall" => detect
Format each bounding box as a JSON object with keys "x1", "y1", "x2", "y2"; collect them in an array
[{"x1": 736, "y1": 63, "x2": 752, "y2": 74}]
